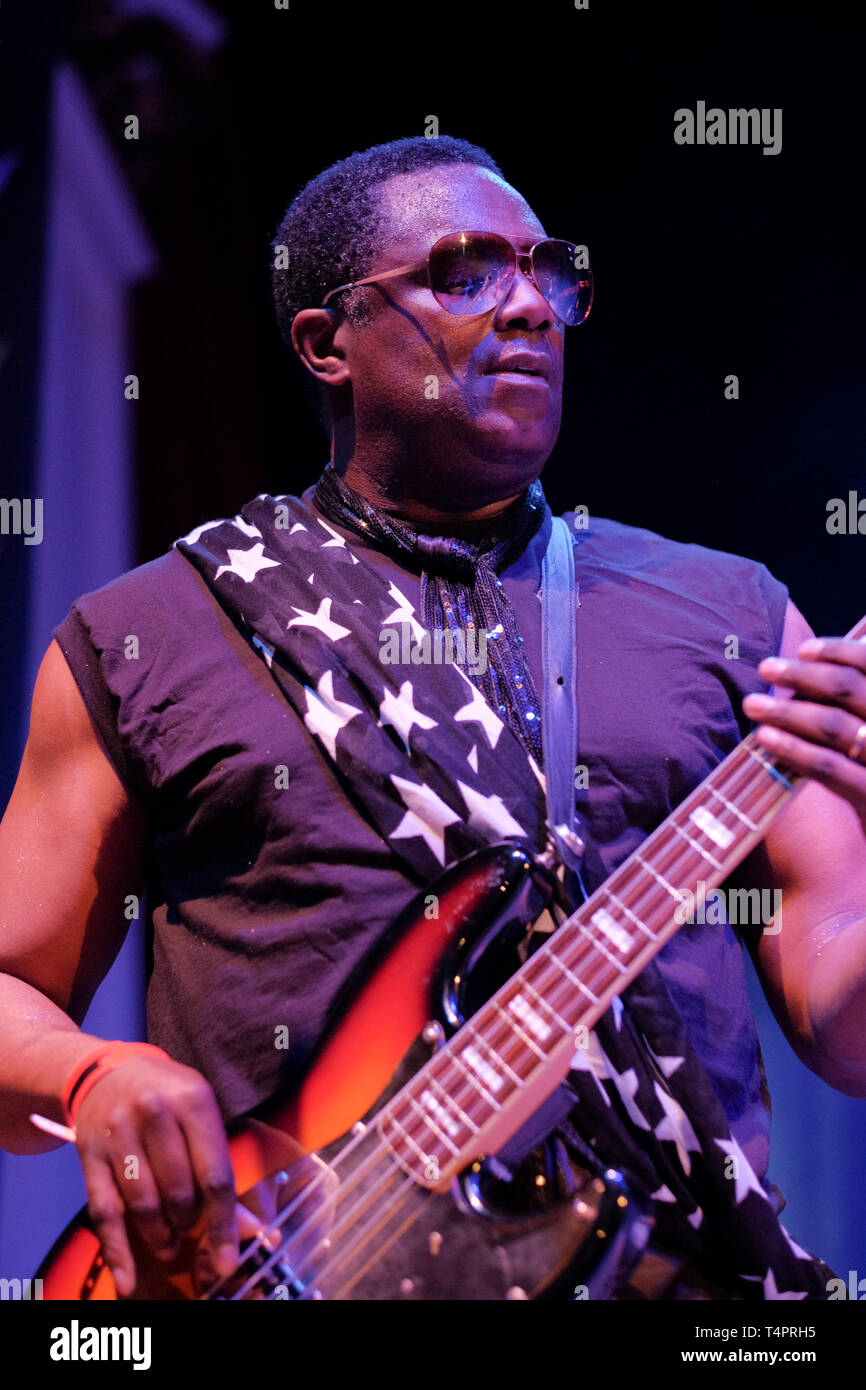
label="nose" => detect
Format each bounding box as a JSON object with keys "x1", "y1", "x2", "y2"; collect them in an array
[{"x1": 493, "y1": 253, "x2": 554, "y2": 330}]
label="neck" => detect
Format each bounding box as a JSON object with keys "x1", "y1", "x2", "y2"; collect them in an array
[{"x1": 329, "y1": 436, "x2": 529, "y2": 541}]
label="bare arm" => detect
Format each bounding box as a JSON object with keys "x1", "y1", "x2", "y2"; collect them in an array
[
  {"x1": 736, "y1": 601, "x2": 866, "y2": 1096},
  {"x1": 0, "y1": 638, "x2": 153, "y2": 1149},
  {"x1": 0, "y1": 639, "x2": 239, "y2": 1293}
]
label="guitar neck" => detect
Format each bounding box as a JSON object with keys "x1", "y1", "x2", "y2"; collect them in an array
[{"x1": 378, "y1": 615, "x2": 866, "y2": 1184}]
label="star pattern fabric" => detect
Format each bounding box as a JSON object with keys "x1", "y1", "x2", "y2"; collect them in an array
[{"x1": 175, "y1": 490, "x2": 840, "y2": 1300}]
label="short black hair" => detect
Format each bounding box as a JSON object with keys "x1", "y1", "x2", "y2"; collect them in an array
[{"x1": 269, "y1": 135, "x2": 504, "y2": 426}]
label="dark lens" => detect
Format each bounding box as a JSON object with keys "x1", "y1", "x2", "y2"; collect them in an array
[
  {"x1": 429, "y1": 233, "x2": 515, "y2": 316},
  {"x1": 532, "y1": 241, "x2": 593, "y2": 325}
]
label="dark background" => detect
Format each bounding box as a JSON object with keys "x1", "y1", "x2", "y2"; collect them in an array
[
  {"x1": 122, "y1": 1, "x2": 866, "y2": 637},
  {"x1": 1, "y1": 0, "x2": 864, "y2": 1293}
]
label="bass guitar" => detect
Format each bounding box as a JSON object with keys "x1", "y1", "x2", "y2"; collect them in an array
[{"x1": 40, "y1": 619, "x2": 865, "y2": 1299}]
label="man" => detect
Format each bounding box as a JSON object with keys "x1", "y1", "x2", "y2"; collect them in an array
[{"x1": 2, "y1": 135, "x2": 866, "y2": 1301}]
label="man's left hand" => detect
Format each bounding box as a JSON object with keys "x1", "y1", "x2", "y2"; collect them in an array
[{"x1": 743, "y1": 637, "x2": 866, "y2": 834}]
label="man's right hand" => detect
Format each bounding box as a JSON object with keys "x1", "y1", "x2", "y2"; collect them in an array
[{"x1": 73, "y1": 1054, "x2": 240, "y2": 1297}]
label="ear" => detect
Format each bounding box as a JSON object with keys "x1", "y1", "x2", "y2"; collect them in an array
[{"x1": 290, "y1": 308, "x2": 352, "y2": 390}]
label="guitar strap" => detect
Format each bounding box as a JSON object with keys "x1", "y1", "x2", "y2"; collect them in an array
[
  {"x1": 174, "y1": 489, "x2": 840, "y2": 1300},
  {"x1": 540, "y1": 515, "x2": 583, "y2": 871}
]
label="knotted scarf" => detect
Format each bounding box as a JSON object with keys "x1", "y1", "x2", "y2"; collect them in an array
[{"x1": 314, "y1": 463, "x2": 548, "y2": 764}]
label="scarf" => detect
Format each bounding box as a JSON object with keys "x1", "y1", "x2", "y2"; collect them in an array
[{"x1": 314, "y1": 463, "x2": 548, "y2": 765}]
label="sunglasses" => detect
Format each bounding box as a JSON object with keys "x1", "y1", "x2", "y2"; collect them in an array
[{"x1": 320, "y1": 230, "x2": 593, "y2": 327}]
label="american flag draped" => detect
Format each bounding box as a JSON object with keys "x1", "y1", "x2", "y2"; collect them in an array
[{"x1": 174, "y1": 489, "x2": 840, "y2": 1299}]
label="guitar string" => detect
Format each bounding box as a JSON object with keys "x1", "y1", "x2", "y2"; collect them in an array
[
  {"x1": 231, "y1": 1159, "x2": 419, "y2": 1300},
  {"x1": 210, "y1": 735, "x2": 794, "y2": 1297},
  {"x1": 205, "y1": 734, "x2": 795, "y2": 1297},
  {"x1": 218, "y1": 739, "x2": 792, "y2": 1299}
]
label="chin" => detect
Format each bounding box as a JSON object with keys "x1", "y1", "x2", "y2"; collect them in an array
[{"x1": 466, "y1": 424, "x2": 557, "y2": 482}]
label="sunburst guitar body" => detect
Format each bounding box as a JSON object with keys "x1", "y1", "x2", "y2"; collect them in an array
[{"x1": 37, "y1": 842, "x2": 652, "y2": 1301}]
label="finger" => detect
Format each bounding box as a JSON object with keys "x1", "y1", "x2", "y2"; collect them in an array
[
  {"x1": 798, "y1": 636, "x2": 866, "y2": 671},
  {"x1": 103, "y1": 1122, "x2": 178, "y2": 1261},
  {"x1": 758, "y1": 656, "x2": 866, "y2": 714},
  {"x1": 236, "y1": 1201, "x2": 266, "y2": 1242},
  {"x1": 137, "y1": 1095, "x2": 200, "y2": 1238},
  {"x1": 179, "y1": 1087, "x2": 238, "y2": 1279},
  {"x1": 743, "y1": 692, "x2": 866, "y2": 756},
  {"x1": 753, "y1": 723, "x2": 866, "y2": 804},
  {"x1": 193, "y1": 1203, "x2": 270, "y2": 1298},
  {"x1": 78, "y1": 1151, "x2": 138, "y2": 1297}
]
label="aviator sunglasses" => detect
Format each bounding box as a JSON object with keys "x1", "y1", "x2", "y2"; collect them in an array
[{"x1": 320, "y1": 230, "x2": 594, "y2": 327}]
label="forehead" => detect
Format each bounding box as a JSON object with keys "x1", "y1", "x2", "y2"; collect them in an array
[{"x1": 374, "y1": 165, "x2": 546, "y2": 259}]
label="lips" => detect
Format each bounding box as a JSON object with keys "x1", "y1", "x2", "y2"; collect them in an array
[{"x1": 485, "y1": 352, "x2": 552, "y2": 381}]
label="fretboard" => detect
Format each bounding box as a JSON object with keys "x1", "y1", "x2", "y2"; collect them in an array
[{"x1": 378, "y1": 617, "x2": 866, "y2": 1184}]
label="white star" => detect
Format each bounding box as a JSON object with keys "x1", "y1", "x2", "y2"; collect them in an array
[
  {"x1": 456, "y1": 780, "x2": 526, "y2": 839},
  {"x1": 780, "y1": 1225, "x2": 813, "y2": 1262},
  {"x1": 316, "y1": 517, "x2": 347, "y2": 548},
  {"x1": 761, "y1": 1268, "x2": 808, "y2": 1301},
  {"x1": 308, "y1": 573, "x2": 315, "y2": 584},
  {"x1": 287, "y1": 596, "x2": 351, "y2": 642},
  {"x1": 251, "y1": 635, "x2": 274, "y2": 670},
  {"x1": 568, "y1": 1030, "x2": 612, "y2": 1105},
  {"x1": 714, "y1": 1135, "x2": 771, "y2": 1205},
  {"x1": 652, "y1": 1083, "x2": 702, "y2": 1176},
  {"x1": 181, "y1": 517, "x2": 224, "y2": 545},
  {"x1": 645, "y1": 1041, "x2": 685, "y2": 1079},
  {"x1": 214, "y1": 543, "x2": 281, "y2": 584},
  {"x1": 389, "y1": 775, "x2": 461, "y2": 866},
  {"x1": 232, "y1": 515, "x2": 263, "y2": 539},
  {"x1": 379, "y1": 681, "x2": 438, "y2": 754},
  {"x1": 598, "y1": 1049, "x2": 651, "y2": 1130},
  {"x1": 289, "y1": 522, "x2": 308, "y2": 535},
  {"x1": 381, "y1": 582, "x2": 426, "y2": 642},
  {"x1": 687, "y1": 1207, "x2": 704, "y2": 1229},
  {"x1": 527, "y1": 753, "x2": 546, "y2": 791},
  {"x1": 453, "y1": 666, "x2": 504, "y2": 749},
  {"x1": 303, "y1": 669, "x2": 362, "y2": 761},
  {"x1": 651, "y1": 1185, "x2": 677, "y2": 1203},
  {"x1": 466, "y1": 744, "x2": 479, "y2": 773}
]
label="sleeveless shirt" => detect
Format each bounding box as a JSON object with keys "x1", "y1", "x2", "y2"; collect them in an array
[{"x1": 52, "y1": 485, "x2": 788, "y2": 1189}]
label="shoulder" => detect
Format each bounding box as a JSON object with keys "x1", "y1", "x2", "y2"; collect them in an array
[
  {"x1": 558, "y1": 508, "x2": 779, "y2": 587},
  {"x1": 556, "y1": 508, "x2": 789, "y2": 654}
]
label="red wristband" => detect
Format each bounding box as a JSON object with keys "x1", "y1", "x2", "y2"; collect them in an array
[{"x1": 61, "y1": 1042, "x2": 171, "y2": 1127}]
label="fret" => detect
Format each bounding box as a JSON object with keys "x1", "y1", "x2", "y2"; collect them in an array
[
  {"x1": 720, "y1": 744, "x2": 777, "y2": 801},
  {"x1": 406, "y1": 1094, "x2": 462, "y2": 1154},
  {"x1": 610, "y1": 853, "x2": 697, "y2": 940},
  {"x1": 449, "y1": 1048, "x2": 504, "y2": 1112},
  {"x1": 430, "y1": 1052, "x2": 492, "y2": 1122},
  {"x1": 745, "y1": 742, "x2": 794, "y2": 790},
  {"x1": 425, "y1": 1072, "x2": 481, "y2": 1134},
  {"x1": 575, "y1": 917, "x2": 630, "y2": 974},
  {"x1": 474, "y1": 1002, "x2": 542, "y2": 1074},
  {"x1": 673, "y1": 818, "x2": 724, "y2": 871},
  {"x1": 652, "y1": 825, "x2": 705, "y2": 881},
  {"x1": 380, "y1": 1109, "x2": 444, "y2": 1171},
  {"x1": 539, "y1": 936, "x2": 612, "y2": 1007},
  {"x1": 602, "y1": 886, "x2": 658, "y2": 942},
  {"x1": 521, "y1": 977, "x2": 573, "y2": 1036},
  {"x1": 464, "y1": 1023, "x2": 525, "y2": 1089},
  {"x1": 607, "y1": 866, "x2": 684, "y2": 940},
  {"x1": 545, "y1": 948, "x2": 600, "y2": 1005},
  {"x1": 706, "y1": 782, "x2": 757, "y2": 832},
  {"x1": 493, "y1": 1000, "x2": 547, "y2": 1060},
  {"x1": 633, "y1": 851, "x2": 684, "y2": 903}
]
